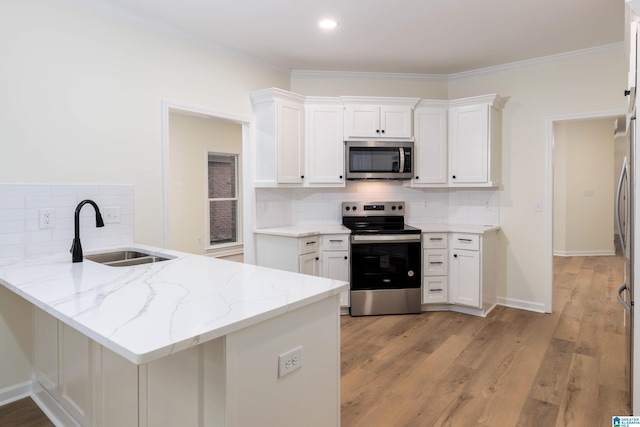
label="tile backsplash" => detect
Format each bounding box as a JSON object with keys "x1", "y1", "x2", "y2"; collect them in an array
[
  {"x1": 255, "y1": 182, "x2": 499, "y2": 228},
  {"x1": 0, "y1": 184, "x2": 134, "y2": 259}
]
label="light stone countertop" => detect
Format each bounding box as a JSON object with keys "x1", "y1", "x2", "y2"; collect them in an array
[
  {"x1": 254, "y1": 224, "x2": 351, "y2": 237},
  {"x1": 255, "y1": 223, "x2": 499, "y2": 236},
  {"x1": 0, "y1": 244, "x2": 348, "y2": 365}
]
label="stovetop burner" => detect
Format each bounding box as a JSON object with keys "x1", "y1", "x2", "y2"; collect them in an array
[{"x1": 342, "y1": 201, "x2": 421, "y2": 235}]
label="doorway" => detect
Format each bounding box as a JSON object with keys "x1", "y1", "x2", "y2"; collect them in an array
[
  {"x1": 545, "y1": 110, "x2": 626, "y2": 312},
  {"x1": 161, "y1": 102, "x2": 252, "y2": 261}
]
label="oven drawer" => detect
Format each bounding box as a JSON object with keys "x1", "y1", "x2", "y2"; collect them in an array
[
  {"x1": 423, "y1": 249, "x2": 448, "y2": 275},
  {"x1": 423, "y1": 233, "x2": 447, "y2": 249},
  {"x1": 451, "y1": 233, "x2": 480, "y2": 251}
]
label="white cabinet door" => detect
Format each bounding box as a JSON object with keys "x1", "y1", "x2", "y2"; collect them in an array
[
  {"x1": 450, "y1": 249, "x2": 481, "y2": 308},
  {"x1": 277, "y1": 99, "x2": 305, "y2": 184},
  {"x1": 344, "y1": 105, "x2": 380, "y2": 138},
  {"x1": 344, "y1": 104, "x2": 413, "y2": 139},
  {"x1": 423, "y1": 276, "x2": 448, "y2": 304},
  {"x1": 321, "y1": 250, "x2": 349, "y2": 306},
  {"x1": 379, "y1": 105, "x2": 413, "y2": 138},
  {"x1": 306, "y1": 103, "x2": 345, "y2": 185},
  {"x1": 299, "y1": 252, "x2": 320, "y2": 276},
  {"x1": 449, "y1": 103, "x2": 489, "y2": 184},
  {"x1": 413, "y1": 106, "x2": 447, "y2": 185},
  {"x1": 59, "y1": 323, "x2": 93, "y2": 426},
  {"x1": 34, "y1": 308, "x2": 59, "y2": 396}
]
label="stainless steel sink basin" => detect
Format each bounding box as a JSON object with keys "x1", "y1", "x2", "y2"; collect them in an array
[{"x1": 85, "y1": 250, "x2": 173, "y2": 267}]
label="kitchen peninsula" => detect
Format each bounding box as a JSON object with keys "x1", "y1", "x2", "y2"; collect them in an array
[{"x1": 0, "y1": 245, "x2": 347, "y2": 427}]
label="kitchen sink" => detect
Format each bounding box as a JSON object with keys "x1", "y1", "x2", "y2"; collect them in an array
[{"x1": 85, "y1": 250, "x2": 174, "y2": 267}]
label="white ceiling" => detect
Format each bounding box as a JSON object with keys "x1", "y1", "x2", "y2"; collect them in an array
[{"x1": 94, "y1": 0, "x2": 624, "y2": 75}]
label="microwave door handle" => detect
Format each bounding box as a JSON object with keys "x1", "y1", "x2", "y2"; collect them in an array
[{"x1": 399, "y1": 147, "x2": 405, "y2": 173}]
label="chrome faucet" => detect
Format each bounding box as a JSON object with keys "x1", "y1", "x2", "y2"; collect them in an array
[{"x1": 70, "y1": 200, "x2": 105, "y2": 262}]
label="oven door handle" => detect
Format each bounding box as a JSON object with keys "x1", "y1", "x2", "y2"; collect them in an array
[{"x1": 351, "y1": 234, "x2": 421, "y2": 243}]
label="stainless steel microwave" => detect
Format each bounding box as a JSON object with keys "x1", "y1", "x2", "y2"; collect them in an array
[{"x1": 345, "y1": 141, "x2": 414, "y2": 180}]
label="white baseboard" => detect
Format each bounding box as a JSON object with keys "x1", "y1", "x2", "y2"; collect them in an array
[
  {"x1": 553, "y1": 249, "x2": 616, "y2": 257},
  {"x1": 31, "y1": 380, "x2": 80, "y2": 427},
  {"x1": 0, "y1": 380, "x2": 79, "y2": 427},
  {"x1": 496, "y1": 296, "x2": 547, "y2": 313},
  {"x1": 0, "y1": 380, "x2": 31, "y2": 406}
]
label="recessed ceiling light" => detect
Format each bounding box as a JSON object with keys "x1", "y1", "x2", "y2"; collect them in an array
[{"x1": 319, "y1": 19, "x2": 338, "y2": 30}]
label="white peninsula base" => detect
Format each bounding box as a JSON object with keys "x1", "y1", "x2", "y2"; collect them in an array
[{"x1": 33, "y1": 295, "x2": 341, "y2": 427}]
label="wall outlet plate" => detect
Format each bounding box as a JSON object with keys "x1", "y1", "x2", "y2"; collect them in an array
[
  {"x1": 278, "y1": 345, "x2": 303, "y2": 378},
  {"x1": 39, "y1": 208, "x2": 56, "y2": 229}
]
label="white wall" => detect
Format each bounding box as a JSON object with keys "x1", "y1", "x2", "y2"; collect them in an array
[
  {"x1": 168, "y1": 113, "x2": 242, "y2": 255},
  {"x1": 553, "y1": 119, "x2": 616, "y2": 256},
  {"x1": 0, "y1": 0, "x2": 288, "y2": 394},
  {"x1": 291, "y1": 45, "x2": 627, "y2": 310}
]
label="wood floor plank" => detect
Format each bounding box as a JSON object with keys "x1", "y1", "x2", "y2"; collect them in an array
[
  {"x1": 0, "y1": 398, "x2": 54, "y2": 427},
  {"x1": 341, "y1": 254, "x2": 630, "y2": 426}
]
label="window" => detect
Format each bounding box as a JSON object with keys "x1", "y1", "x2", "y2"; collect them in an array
[{"x1": 208, "y1": 153, "x2": 239, "y2": 246}]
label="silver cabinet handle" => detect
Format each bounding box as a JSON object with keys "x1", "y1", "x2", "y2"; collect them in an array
[
  {"x1": 457, "y1": 238, "x2": 473, "y2": 242},
  {"x1": 329, "y1": 239, "x2": 344, "y2": 243},
  {"x1": 429, "y1": 237, "x2": 443, "y2": 241},
  {"x1": 429, "y1": 261, "x2": 443, "y2": 265},
  {"x1": 306, "y1": 241, "x2": 317, "y2": 245},
  {"x1": 429, "y1": 289, "x2": 443, "y2": 292}
]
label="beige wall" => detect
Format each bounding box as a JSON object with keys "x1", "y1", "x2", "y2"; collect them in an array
[
  {"x1": 0, "y1": 0, "x2": 287, "y2": 391},
  {"x1": 447, "y1": 47, "x2": 626, "y2": 308},
  {"x1": 168, "y1": 113, "x2": 242, "y2": 255},
  {"x1": 553, "y1": 119, "x2": 616, "y2": 256}
]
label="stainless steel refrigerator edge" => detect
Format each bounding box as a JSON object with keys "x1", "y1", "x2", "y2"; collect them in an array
[{"x1": 617, "y1": 117, "x2": 636, "y2": 414}]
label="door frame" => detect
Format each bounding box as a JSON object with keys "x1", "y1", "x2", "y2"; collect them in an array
[
  {"x1": 544, "y1": 108, "x2": 626, "y2": 312},
  {"x1": 160, "y1": 100, "x2": 253, "y2": 258}
]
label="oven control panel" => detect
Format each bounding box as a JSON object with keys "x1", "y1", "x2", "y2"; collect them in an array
[{"x1": 342, "y1": 201, "x2": 405, "y2": 216}]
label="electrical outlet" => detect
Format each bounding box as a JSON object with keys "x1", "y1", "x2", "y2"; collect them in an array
[
  {"x1": 278, "y1": 345, "x2": 303, "y2": 378},
  {"x1": 39, "y1": 208, "x2": 56, "y2": 229},
  {"x1": 103, "y1": 207, "x2": 121, "y2": 224}
]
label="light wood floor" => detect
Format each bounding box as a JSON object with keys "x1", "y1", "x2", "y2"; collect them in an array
[
  {"x1": 0, "y1": 256, "x2": 630, "y2": 426},
  {"x1": 341, "y1": 255, "x2": 631, "y2": 426}
]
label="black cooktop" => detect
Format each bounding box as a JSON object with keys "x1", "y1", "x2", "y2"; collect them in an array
[{"x1": 342, "y1": 202, "x2": 421, "y2": 235}]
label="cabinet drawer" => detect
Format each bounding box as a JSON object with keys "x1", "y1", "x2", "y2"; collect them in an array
[
  {"x1": 451, "y1": 234, "x2": 480, "y2": 251},
  {"x1": 298, "y1": 236, "x2": 320, "y2": 254},
  {"x1": 423, "y1": 276, "x2": 448, "y2": 304},
  {"x1": 423, "y1": 233, "x2": 448, "y2": 249},
  {"x1": 321, "y1": 234, "x2": 349, "y2": 251},
  {"x1": 423, "y1": 249, "x2": 448, "y2": 275}
]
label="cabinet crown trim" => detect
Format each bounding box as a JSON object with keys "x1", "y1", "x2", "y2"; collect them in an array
[
  {"x1": 448, "y1": 93, "x2": 508, "y2": 110},
  {"x1": 339, "y1": 96, "x2": 420, "y2": 107},
  {"x1": 250, "y1": 87, "x2": 306, "y2": 105}
]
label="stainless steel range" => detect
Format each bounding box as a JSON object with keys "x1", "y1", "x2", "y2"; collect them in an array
[{"x1": 342, "y1": 201, "x2": 422, "y2": 316}]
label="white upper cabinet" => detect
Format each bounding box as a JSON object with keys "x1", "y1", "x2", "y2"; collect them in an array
[
  {"x1": 448, "y1": 94, "x2": 506, "y2": 187},
  {"x1": 412, "y1": 102, "x2": 448, "y2": 186},
  {"x1": 251, "y1": 88, "x2": 305, "y2": 186},
  {"x1": 305, "y1": 98, "x2": 345, "y2": 186},
  {"x1": 341, "y1": 97, "x2": 419, "y2": 139}
]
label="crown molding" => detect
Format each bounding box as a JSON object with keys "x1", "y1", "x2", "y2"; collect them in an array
[
  {"x1": 291, "y1": 43, "x2": 623, "y2": 82},
  {"x1": 290, "y1": 70, "x2": 448, "y2": 81}
]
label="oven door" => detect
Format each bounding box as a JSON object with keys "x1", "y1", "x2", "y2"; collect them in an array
[{"x1": 350, "y1": 234, "x2": 421, "y2": 290}]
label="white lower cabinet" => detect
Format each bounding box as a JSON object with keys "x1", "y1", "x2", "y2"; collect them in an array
[
  {"x1": 321, "y1": 234, "x2": 350, "y2": 307},
  {"x1": 422, "y1": 231, "x2": 497, "y2": 315},
  {"x1": 33, "y1": 308, "x2": 138, "y2": 427},
  {"x1": 422, "y1": 233, "x2": 448, "y2": 304},
  {"x1": 449, "y1": 248, "x2": 481, "y2": 308},
  {"x1": 255, "y1": 234, "x2": 320, "y2": 276}
]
